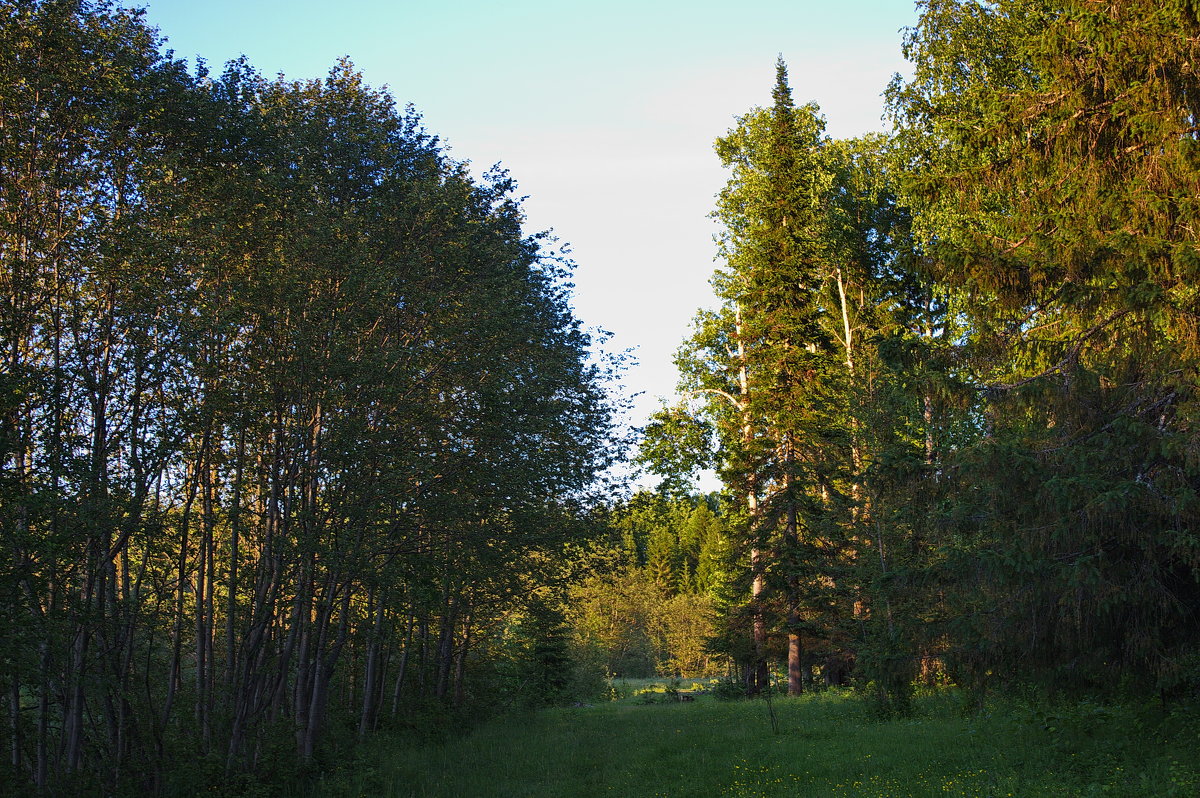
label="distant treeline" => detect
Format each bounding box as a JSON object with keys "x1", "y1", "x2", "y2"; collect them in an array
[
  {"x1": 0, "y1": 0, "x2": 617, "y2": 793},
  {"x1": 641, "y1": 0, "x2": 1200, "y2": 711}
]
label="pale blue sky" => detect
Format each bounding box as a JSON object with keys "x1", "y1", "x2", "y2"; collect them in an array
[{"x1": 141, "y1": 0, "x2": 919, "y2": 486}]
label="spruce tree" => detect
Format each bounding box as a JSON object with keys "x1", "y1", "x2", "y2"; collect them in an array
[
  {"x1": 680, "y1": 59, "x2": 836, "y2": 695},
  {"x1": 888, "y1": 0, "x2": 1200, "y2": 694}
]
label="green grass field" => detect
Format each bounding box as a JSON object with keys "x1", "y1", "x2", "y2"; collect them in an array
[{"x1": 314, "y1": 685, "x2": 1199, "y2": 797}]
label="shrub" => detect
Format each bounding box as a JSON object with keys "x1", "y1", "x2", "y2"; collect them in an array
[{"x1": 711, "y1": 676, "x2": 747, "y2": 701}]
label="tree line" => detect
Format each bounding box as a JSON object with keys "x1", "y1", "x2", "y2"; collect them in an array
[
  {"x1": 646, "y1": 0, "x2": 1200, "y2": 711},
  {"x1": 0, "y1": 1, "x2": 616, "y2": 793},
  {"x1": 565, "y1": 492, "x2": 728, "y2": 681}
]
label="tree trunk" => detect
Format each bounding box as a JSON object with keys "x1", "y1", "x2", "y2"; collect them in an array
[
  {"x1": 736, "y1": 305, "x2": 768, "y2": 697},
  {"x1": 390, "y1": 612, "x2": 415, "y2": 717},
  {"x1": 784, "y1": 457, "x2": 803, "y2": 696}
]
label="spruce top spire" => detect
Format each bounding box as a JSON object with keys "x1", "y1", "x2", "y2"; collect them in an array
[{"x1": 772, "y1": 55, "x2": 793, "y2": 111}]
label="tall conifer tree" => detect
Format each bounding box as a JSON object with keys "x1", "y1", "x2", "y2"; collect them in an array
[
  {"x1": 680, "y1": 58, "x2": 833, "y2": 695},
  {"x1": 889, "y1": 0, "x2": 1200, "y2": 692}
]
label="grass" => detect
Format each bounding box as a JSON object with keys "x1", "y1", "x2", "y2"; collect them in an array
[{"x1": 312, "y1": 687, "x2": 1200, "y2": 797}]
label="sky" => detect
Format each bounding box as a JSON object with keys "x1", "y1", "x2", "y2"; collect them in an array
[{"x1": 140, "y1": 0, "x2": 920, "y2": 487}]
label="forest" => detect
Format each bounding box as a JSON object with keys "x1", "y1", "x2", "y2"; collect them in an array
[{"x1": 2, "y1": 0, "x2": 1200, "y2": 796}]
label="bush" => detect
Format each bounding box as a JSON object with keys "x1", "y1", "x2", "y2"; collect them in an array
[
  {"x1": 856, "y1": 631, "x2": 916, "y2": 719},
  {"x1": 711, "y1": 676, "x2": 747, "y2": 701}
]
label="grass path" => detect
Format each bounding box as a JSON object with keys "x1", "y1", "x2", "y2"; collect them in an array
[{"x1": 317, "y1": 690, "x2": 1199, "y2": 797}]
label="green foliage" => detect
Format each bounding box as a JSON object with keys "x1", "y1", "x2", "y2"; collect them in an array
[
  {"x1": 0, "y1": 1, "x2": 618, "y2": 793},
  {"x1": 513, "y1": 597, "x2": 576, "y2": 707},
  {"x1": 855, "y1": 629, "x2": 917, "y2": 720},
  {"x1": 637, "y1": 407, "x2": 714, "y2": 496},
  {"x1": 886, "y1": 0, "x2": 1200, "y2": 696},
  {"x1": 711, "y1": 675, "x2": 749, "y2": 701},
  {"x1": 565, "y1": 492, "x2": 732, "y2": 680},
  {"x1": 673, "y1": 0, "x2": 1200, "y2": 716},
  {"x1": 681, "y1": 58, "x2": 949, "y2": 701},
  {"x1": 568, "y1": 564, "x2": 721, "y2": 679}
]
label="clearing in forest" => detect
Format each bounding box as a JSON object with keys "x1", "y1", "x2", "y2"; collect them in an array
[{"x1": 313, "y1": 687, "x2": 1200, "y2": 797}]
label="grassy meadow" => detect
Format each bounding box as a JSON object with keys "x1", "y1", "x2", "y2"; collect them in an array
[{"x1": 311, "y1": 683, "x2": 1200, "y2": 797}]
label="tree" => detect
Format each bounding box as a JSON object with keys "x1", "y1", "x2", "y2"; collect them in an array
[
  {"x1": 678, "y1": 59, "x2": 840, "y2": 695},
  {"x1": 887, "y1": 0, "x2": 1200, "y2": 695},
  {"x1": 0, "y1": 3, "x2": 618, "y2": 790}
]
